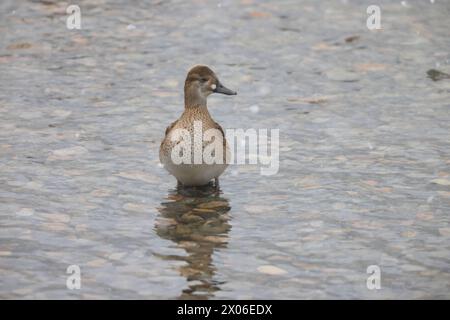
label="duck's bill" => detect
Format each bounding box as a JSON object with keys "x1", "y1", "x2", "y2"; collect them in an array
[{"x1": 214, "y1": 82, "x2": 237, "y2": 95}]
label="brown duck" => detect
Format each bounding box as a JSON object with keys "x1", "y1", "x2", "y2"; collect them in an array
[{"x1": 159, "y1": 65, "x2": 237, "y2": 187}]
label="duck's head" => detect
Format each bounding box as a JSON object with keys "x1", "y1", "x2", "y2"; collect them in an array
[{"x1": 184, "y1": 65, "x2": 236, "y2": 107}]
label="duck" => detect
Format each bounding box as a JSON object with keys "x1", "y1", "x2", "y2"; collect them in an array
[{"x1": 159, "y1": 65, "x2": 237, "y2": 187}]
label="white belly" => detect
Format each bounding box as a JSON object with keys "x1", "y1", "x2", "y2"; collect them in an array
[{"x1": 164, "y1": 162, "x2": 228, "y2": 186}]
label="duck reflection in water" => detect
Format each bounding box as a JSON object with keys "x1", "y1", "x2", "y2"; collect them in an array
[{"x1": 155, "y1": 184, "x2": 231, "y2": 299}]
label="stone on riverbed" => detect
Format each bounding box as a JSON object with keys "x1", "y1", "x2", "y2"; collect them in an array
[
  {"x1": 48, "y1": 146, "x2": 88, "y2": 161},
  {"x1": 257, "y1": 265, "x2": 288, "y2": 275}
]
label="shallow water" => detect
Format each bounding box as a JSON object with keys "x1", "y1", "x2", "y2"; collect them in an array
[{"x1": 0, "y1": 0, "x2": 449, "y2": 299}]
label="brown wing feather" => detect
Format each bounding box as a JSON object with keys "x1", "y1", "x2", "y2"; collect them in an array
[
  {"x1": 165, "y1": 119, "x2": 178, "y2": 136},
  {"x1": 160, "y1": 119, "x2": 178, "y2": 146},
  {"x1": 213, "y1": 121, "x2": 228, "y2": 164},
  {"x1": 213, "y1": 121, "x2": 225, "y2": 138}
]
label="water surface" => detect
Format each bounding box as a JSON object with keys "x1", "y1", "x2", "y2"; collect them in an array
[{"x1": 0, "y1": 0, "x2": 449, "y2": 299}]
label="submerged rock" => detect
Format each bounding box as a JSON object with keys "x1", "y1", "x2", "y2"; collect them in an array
[
  {"x1": 257, "y1": 265, "x2": 288, "y2": 275},
  {"x1": 427, "y1": 69, "x2": 450, "y2": 81},
  {"x1": 48, "y1": 146, "x2": 88, "y2": 161}
]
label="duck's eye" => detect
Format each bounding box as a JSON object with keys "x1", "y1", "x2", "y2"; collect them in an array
[{"x1": 200, "y1": 78, "x2": 208, "y2": 83}]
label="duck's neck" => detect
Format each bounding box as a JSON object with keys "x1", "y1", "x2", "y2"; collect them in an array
[{"x1": 184, "y1": 86, "x2": 207, "y2": 109}]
